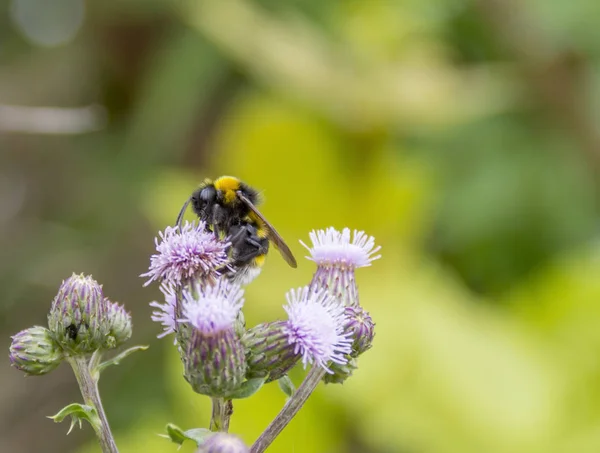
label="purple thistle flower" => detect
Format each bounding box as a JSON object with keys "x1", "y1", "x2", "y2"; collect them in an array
[
  {"x1": 179, "y1": 279, "x2": 244, "y2": 333},
  {"x1": 179, "y1": 279, "x2": 247, "y2": 397},
  {"x1": 300, "y1": 227, "x2": 381, "y2": 269},
  {"x1": 283, "y1": 287, "x2": 352, "y2": 373},
  {"x1": 301, "y1": 227, "x2": 381, "y2": 306},
  {"x1": 141, "y1": 221, "x2": 230, "y2": 288},
  {"x1": 200, "y1": 433, "x2": 249, "y2": 453},
  {"x1": 149, "y1": 283, "x2": 178, "y2": 343}
]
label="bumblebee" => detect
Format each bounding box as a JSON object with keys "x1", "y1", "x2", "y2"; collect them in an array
[{"x1": 176, "y1": 176, "x2": 297, "y2": 284}]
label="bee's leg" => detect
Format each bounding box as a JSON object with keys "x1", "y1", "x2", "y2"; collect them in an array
[
  {"x1": 211, "y1": 205, "x2": 226, "y2": 239},
  {"x1": 245, "y1": 236, "x2": 269, "y2": 255},
  {"x1": 228, "y1": 225, "x2": 247, "y2": 244}
]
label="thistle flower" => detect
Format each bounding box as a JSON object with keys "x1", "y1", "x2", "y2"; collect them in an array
[
  {"x1": 141, "y1": 221, "x2": 230, "y2": 288},
  {"x1": 47, "y1": 273, "x2": 109, "y2": 355},
  {"x1": 343, "y1": 305, "x2": 375, "y2": 357},
  {"x1": 301, "y1": 228, "x2": 381, "y2": 306},
  {"x1": 283, "y1": 287, "x2": 352, "y2": 372},
  {"x1": 149, "y1": 283, "x2": 177, "y2": 343},
  {"x1": 244, "y1": 287, "x2": 352, "y2": 379},
  {"x1": 179, "y1": 279, "x2": 246, "y2": 397},
  {"x1": 9, "y1": 326, "x2": 63, "y2": 376},
  {"x1": 198, "y1": 433, "x2": 249, "y2": 453},
  {"x1": 104, "y1": 300, "x2": 132, "y2": 349}
]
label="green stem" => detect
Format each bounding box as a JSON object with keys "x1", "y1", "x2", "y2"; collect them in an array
[
  {"x1": 250, "y1": 366, "x2": 326, "y2": 453},
  {"x1": 67, "y1": 356, "x2": 119, "y2": 453},
  {"x1": 209, "y1": 398, "x2": 233, "y2": 432}
]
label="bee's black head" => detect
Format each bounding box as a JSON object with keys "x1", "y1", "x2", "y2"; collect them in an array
[{"x1": 190, "y1": 184, "x2": 217, "y2": 220}]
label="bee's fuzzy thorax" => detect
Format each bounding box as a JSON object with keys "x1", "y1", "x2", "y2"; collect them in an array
[{"x1": 214, "y1": 176, "x2": 242, "y2": 204}]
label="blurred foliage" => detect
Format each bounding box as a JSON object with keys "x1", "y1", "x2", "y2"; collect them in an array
[{"x1": 2, "y1": 0, "x2": 600, "y2": 453}]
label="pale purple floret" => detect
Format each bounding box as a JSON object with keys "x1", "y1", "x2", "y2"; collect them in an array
[
  {"x1": 283, "y1": 287, "x2": 352, "y2": 373},
  {"x1": 141, "y1": 221, "x2": 230, "y2": 287},
  {"x1": 149, "y1": 284, "x2": 177, "y2": 343},
  {"x1": 179, "y1": 279, "x2": 244, "y2": 334},
  {"x1": 201, "y1": 432, "x2": 249, "y2": 453},
  {"x1": 300, "y1": 227, "x2": 381, "y2": 268}
]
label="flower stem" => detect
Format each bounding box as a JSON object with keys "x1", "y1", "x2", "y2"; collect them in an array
[
  {"x1": 209, "y1": 398, "x2": 233, "y2": 432},
  {"x1": 67, "y1": 356, "x2": 119, "y2": 453},
  {"x1": 250, "y1": 366, "x2": 326, "y2": 453}
]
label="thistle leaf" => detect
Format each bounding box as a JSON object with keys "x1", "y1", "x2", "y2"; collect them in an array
[
  {"x1": 95, "y1": 345, "x2": 149, "y2": 376},
  {"x1": 160, "y1": 423, "x2": 212, "y2": 447},
  {"x1": 226, "y1": 378, "x2": 265, "y2": 399},
  {"x1": 48, "y1": 403, "x2": 100, "y2": 433},
  {"x1": 278, "y1": 375, "x2": 295, "y2": 398}
]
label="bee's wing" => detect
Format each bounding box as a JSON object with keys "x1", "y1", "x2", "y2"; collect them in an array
[{"x1": 236, "y1": 191, "x2": 298, "y2": 268}]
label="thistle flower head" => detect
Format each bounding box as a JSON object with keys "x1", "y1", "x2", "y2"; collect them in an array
[
  {"x1": 47, "y1": 273, "x2": 109, "y2": 355},
  {"x1": 9, "y1": 326, "x2": 63, "y2": 376},
  {"x1": 199, "y1": 433, "x2": 249, "y2": 453},
  {"x1": 180, "y1": 279, "x2": 244, "y2": 334},
  {"x1": 149, "y1": 283, "x2": 177, "y2": 343},
  {"x1": 301, "y1": 228, "x2": 381, "y2": 269},
  {"x1": 301, "y1": 228, "x2": 381, "y2": 306},
  {"x1": 283, "y1": 287, "x2": 352, "y2": 373},
  {"x1": 141, "y1": 221, "x2": 230, "y2": 288},
  {"x1": 179, "y1": 279, "x2": 247, "y2": 397}
]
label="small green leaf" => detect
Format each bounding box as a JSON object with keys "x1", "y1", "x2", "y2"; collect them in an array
[
  {"x1": 161, "y1": 423, "x2": 212, "y2": 447},
  {"x1": 183, "y1": 428, "x2": 212, "y2": 446},
  {"x1": 48, "y1": 403, "x2": 100, "y2": 433},
  {"x1": 278, "y1": 375, "x2": 295, "y2": 398},
  {"x1": 226, "y1": 378, "x2": 265, "y2": 399},
  {"x1": 95, "y1": 345, "x2": 149, "y2": 376}
]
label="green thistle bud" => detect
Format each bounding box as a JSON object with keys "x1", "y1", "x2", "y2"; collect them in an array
[
  {"x1": 243, "y1": 321, "x2": 301, "y2": 383},
  {"x1": 47, "y1": 273, "x2": 109, "y2": 355},
  {"x1": 9, "y1": 326, "x2": 63, "y2": 376},
  {"x1": 103, "y1": 300, "x2": 132, "y2": 349},
  {"x1": 322, "y1": 355, "x2": 358, "y2": 384}
]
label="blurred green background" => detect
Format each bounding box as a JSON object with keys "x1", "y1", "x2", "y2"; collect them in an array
[{"x1": 2, "y1": 0, "x2": 600, "y2": 452}]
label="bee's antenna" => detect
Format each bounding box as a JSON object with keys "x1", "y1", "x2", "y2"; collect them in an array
[{"x1": 175, "y1": 198, "x2": 191, "y2": 229}]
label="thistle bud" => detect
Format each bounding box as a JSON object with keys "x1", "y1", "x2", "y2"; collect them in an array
[
  {"x1": 198, "y1": 433, "x2": 249, "y2": 453},
  {"x1": 343, "y1": 306, "x2": 375, "y2": 357},
  {"x1": 322, "y1": 356, "x2": 358, "y2": 384},
  {"x1": 301, "y1": 228, "x2": 380, "y2": 307},
  {"x1": 9, "y1": 326, "x2": 63, "y2": 376},
  {"x1": 47, "y1": 273, "x2": 109, "y2": 355},
  {"x1": 103, "y1": 300, "x2": 132, "y2": 349},
  {"x1": 180, "y1": 280, "x2": 246, "y2": 397},
  {"x1": 243, "y1": 321, "x2": 301, "y2": 383}
]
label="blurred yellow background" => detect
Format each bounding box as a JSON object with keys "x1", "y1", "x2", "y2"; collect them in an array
[{"x1": 2, "y1": 0, "x2": 600, "y2": 452}]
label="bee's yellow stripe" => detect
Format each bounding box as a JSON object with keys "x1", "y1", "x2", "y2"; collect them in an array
[
  {"x1": 254, "y1": 254, "x2": 266, "y2": 267},
  {"x1": 214, "y1": 176, "x2": 241, "y2": 204}
]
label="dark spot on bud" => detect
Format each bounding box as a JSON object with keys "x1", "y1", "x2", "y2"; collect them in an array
[{"x1": 65, "y1": 324, "x2": 79, "y2": 340}]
